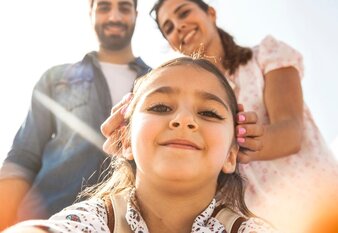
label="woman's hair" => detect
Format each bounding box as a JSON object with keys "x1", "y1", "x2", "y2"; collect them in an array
[
  {"x1": 80, "y1": 57, "x2": 252, "y2": 217},
  {"x1": 150, "y1": 0, "x2": 253, "y2": 75}
]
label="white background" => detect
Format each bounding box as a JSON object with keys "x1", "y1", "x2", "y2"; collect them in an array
[{"x1": 0, "y1": 0, "x2": 337, "y2": 162}]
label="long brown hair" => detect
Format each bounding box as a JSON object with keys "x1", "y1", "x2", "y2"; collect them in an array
[
  {"x1": 79, "y1": 57, "x2": 253, "y2": 217},
  {"x1": 150, "y1": 0, "x2": 253, "y2": 75}
]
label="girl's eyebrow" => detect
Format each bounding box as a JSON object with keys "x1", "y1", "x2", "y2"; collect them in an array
[
  {"x1": 196, "y1": 91, "x2": 229, "y2": 112},
  {"x1": 145, "y1": 86, "x2": 178, "y2": 98},
  {"x1": 144, "y1": 86, "x2": 229, "y2": 111}
]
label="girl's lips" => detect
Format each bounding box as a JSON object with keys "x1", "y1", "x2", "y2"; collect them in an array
[{"x1": 159, "y1": 139, "x2": 202, "y2": 150}]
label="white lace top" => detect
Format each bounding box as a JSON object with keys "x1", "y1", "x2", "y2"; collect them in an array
[{"x1": 13, "y1": 193, "x2": 278, "y2": 233}]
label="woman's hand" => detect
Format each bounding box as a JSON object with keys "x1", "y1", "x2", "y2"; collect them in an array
[
  {"x1": 236, "y1": 104, "x2": 264, "y2": 164},
  {"x1": 101, "y1": 93, "x2": 133, "y2": 155}
]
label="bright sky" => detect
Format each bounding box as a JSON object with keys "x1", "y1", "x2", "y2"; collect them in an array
[{"x1": 0, "y1": 0, "x2": 337, "y2": 162}]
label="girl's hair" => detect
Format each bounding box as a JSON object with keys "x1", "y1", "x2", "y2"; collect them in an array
[
  {"x1": 150, "y1": 0, "x2": 253, "y2": 75},
  {"x1": 79, "y1": 57, "x2": 252, "y2": 217}
]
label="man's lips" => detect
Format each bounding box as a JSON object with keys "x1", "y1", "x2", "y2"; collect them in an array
[
  {"x1": 103, "y1": 23, "x2": 127, "y2": 34},
  {"x1": 159, "y1": 139, "x2": 202, "y2": 150},
  {"x1": 104, "y1": 25, "x2": 125, "y2": 34}
]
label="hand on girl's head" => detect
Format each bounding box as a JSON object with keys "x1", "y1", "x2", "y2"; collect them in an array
[
  {"x1": 101, "y1": 93, "x2": 133, "y2": 155},
  {"x1": 235, "y1": 105, "x2": 264, "y2": 164}
]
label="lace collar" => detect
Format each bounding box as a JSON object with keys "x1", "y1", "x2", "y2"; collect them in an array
[{"x1": 125, "y1": 188, "x2": 226, "y2": 233}]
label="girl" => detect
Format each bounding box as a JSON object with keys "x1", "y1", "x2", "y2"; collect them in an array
[
  {"x1": 3, "y1": 57, "x2": 277, "y2": 233},
  {"x1": 149, "y1": 0, "x2": 338, "y2": 232}
]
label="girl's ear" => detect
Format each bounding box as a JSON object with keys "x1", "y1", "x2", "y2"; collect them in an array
[
  {"x1": 120, "y1": 125, "x2": 134, "y2": 160},
  {"x1": 222, "y1": 144, "x2": 238, "y2": 174},
  {"x1": 207, "y1": 6, "x2": 217, "y2": 23}
]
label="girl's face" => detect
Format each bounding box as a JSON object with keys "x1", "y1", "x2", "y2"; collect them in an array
[
  {"x1": 130, "y1": 65, "x2": 237, "y2": 191},
  {"x1": 157, "y1": 0, "x2": 219, "y2": 56}
]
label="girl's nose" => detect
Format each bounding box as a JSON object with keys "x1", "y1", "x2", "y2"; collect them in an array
[{"x1": 169, "y1": 113, "x2": 198, "y2": 131}]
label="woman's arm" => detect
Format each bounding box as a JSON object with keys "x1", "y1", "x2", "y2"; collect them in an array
[{"x1": 238, "y1": 66, "x2": 303, "y2": 162}]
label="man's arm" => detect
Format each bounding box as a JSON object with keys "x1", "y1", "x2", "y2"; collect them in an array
[{"x1": 0, "y1": 178, "x2": 30, "y2": 230}]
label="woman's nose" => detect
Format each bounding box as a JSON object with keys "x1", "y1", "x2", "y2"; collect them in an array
[{"x1": 177, "y1": 22, "x2": 187, "y2": 32}]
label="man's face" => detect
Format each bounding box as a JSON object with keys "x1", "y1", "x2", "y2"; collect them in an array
[{"x1": 91, "y1": 0, "x2": 137, "y2": 51}]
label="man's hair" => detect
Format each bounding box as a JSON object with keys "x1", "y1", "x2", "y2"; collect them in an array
[{"x1": 89, "y1": 0, "x2": 138, "y2": 9}]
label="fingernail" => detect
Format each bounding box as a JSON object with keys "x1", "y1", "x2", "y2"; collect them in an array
[
  {"x1": 238, "y1": 127, "x2": 246, "y2": 135},
  {"x1": 118, "y1": 120, "x2": 127, "y2": 128},
  {"x1": 122, "y1": 92, "x2": 133, "y2": 103},
  {"x1": 238, "y1": 114, "x2": 245, "y2": 122},
  {"x1": 237, "y1": 137, "x2": 245, "y2": 143},
  {"x1": 120, "y1": 105, "x2": 128, "y2": 115}
]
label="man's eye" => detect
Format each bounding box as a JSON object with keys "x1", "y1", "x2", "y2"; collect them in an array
[
  {"x1": 119, "y1": 6, "x2": 132, "y2": 14},
  {"x1": 199, "y1": 110, "x2": 225, "y2": 120},
  {"x1": 147, "y1": 104, "x2": 172, "y2": 113},
  {"x1": 97, "y1": 5, "x2": 110, "y2": 12}
]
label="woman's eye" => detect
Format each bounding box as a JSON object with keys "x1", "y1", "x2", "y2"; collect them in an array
[
  {"x1": 147, "y1": 104, "x2": 172, "y2": 113},
  {"x1": 164, "y1": 24, "x2": 174, "y2": 35},
  {"x1": 179, "y1": 9, "x2": 190, "y2": 19},
  {"x1": 199, "y1": 110, "x2": 225, "y2": 120}
]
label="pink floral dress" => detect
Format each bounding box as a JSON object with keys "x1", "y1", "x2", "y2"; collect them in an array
[{"x1": 228, "y1": 35, "x2": 338, "y2": 232}]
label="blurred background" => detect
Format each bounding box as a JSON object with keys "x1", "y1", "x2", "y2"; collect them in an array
[{"x1": 0, "y1": 0, "x2": 337, "y2": 162}]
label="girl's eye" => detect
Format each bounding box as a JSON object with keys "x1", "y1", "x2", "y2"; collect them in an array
[
  {"x1": 199, "y1": 110, "x2": 225, "y2": 120},
  {"x1": 147, "y1": 104, "x2": 172, "y2": 113}
]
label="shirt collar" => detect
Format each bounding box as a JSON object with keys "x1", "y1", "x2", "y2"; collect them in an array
[
  {"x1": 83, "y1": 51, "x2": 150, "y2": 77},
  {"x1": 125, "y1": 188, "x2": 226, "y2": 233}
]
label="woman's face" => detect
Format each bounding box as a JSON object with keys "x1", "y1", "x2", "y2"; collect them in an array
[
  {"x1": 130, "y1": 64, "x2": 237, "y2": 191},
  {"x1": 157, "y1": 0, "x2": 219, "y2": 56}
]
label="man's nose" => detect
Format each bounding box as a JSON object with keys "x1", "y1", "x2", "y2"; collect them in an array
[{"x1": 108, "y1": 8, "x2": 122, "y2": 21}]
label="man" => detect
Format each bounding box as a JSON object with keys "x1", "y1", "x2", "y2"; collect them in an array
[{"x1": 0, "y1": 0, "x2": 149, "y2": 229}]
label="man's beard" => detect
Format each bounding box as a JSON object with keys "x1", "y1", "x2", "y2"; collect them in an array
[{"x1": 96, "y1": 22, "x2": 135, "y2": 51}]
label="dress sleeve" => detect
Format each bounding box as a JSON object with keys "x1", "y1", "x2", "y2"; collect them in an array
[
  {"x1": 9, "y1": 199, "x2": 110, "y2": 233},
  {"x1": 256, "y1": 35, "x2": 304, "y2": 79}
]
